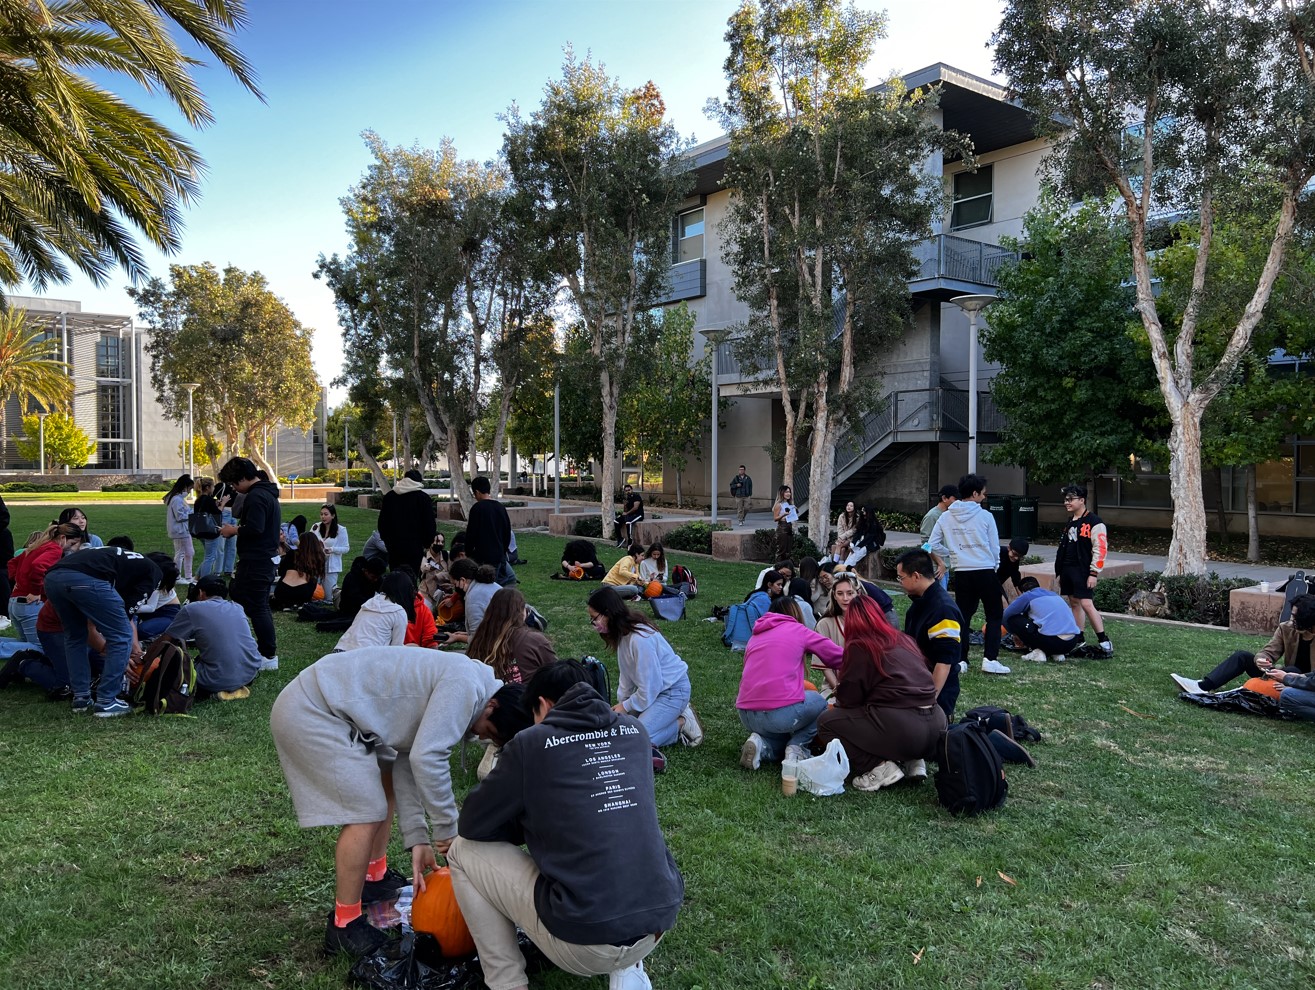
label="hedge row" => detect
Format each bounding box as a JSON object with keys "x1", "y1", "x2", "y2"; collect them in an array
[{"x1": 0, "y1": 482, "x2": 79, "y2": 493}]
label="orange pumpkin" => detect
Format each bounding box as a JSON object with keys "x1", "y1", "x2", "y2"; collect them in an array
[
  {"x1": 410, "y1": 866, "x2": 475, "y2": 957},
  {"x1": 312, "y1": 583, "x2": 326, "y2": 601},
  {"x1": 1243, "y1": 676, "x2": 1283, "y2": 701},
  {"x1": 437, "y1": 593, "x2": 465, "y2": 625},
  {"x1": 568, "y1": 565, "x2": 584, "y2": 580},
  {"x1": 644, "y1": 580, "x2": 663, "y2": 599}
]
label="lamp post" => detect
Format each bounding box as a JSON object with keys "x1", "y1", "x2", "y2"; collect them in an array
[
  {"x1": 949, "y1": 295, "x2": 996, "y2": 474},
  {"x1": 391, "y1": 407, "x2": 399, "y2": 483},
  {"x1": 182, "y1": 383, "x2": 200, "y2": 478},
  {"x1": 343, "y1": 417, "x2": 351, "y2": 491},
  {"x1": 699, "y1": 328, "x2": 732, "y2": 525},
  {"x1": 37, "y1": 410, "x2": 49, "y2": 476},
  {"x1": 553, "y1": 382, "x2": 561, "y2": 514}
]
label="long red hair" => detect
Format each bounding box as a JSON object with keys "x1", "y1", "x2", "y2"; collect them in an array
[{"x1": 843, "y1": 595, "x2": 917, "y2": 678}]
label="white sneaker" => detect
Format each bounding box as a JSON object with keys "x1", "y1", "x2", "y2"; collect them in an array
[
  {"x1": 1171, "y1": 673, "x2": 1207, "y2": 695},
  {"x1": 783, "y1": 744, "x2": 809, "y2": 765},
  {"x1": 678, "y1": 704, "x2": 703, "y2": 747},
  {"x1": 259, "y1": 655, "x2": 279, "y2": 671},
  {"x1": 0, "y1": 616, "x2": 10, "y2": 631},
  {"x1": 1021, "y1": 648, "x2": 1048, "y2": 664},
  {"x1": 740, "y1": 733, "x2": 763, "y2": 770},
  {"x1": 1048, "y1": 654, "x2": 1069, "y2": 663},
  {"x1": 903, "y1": 758, "x2": 928, "y2": 783},
  {"x1": 981, "y1": 658, "x2": 1012, "y2": 675},
  {"x1": 477, "y1": 743, "x2": 502, "y2": 780},
  {"x1": 853, "y1": 760, "x2": 906, "y2": 792},
  {"x1": 609, "y1": 961, "x2": 652, "y2": 990},
  {"x1": 958, "y1": 660, "x2": 969, "y2": 675}
]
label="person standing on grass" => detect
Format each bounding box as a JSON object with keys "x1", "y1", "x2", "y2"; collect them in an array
[
  {"x1": 926, "y1": 473, "x2": 1011, "y2": 676},
  {"x1": 730, "y1": 464, "x2": 753, "y2": 525},
  {"x1": 449, "y1": 660, "x2": 684, "y2": 990},
  {"x1": 772, "y1": 485, "x2": 796, "y2": 561},
  {"x1": 895, "y1": 549, "x2": 964, "y2": 721},
  {"x1": 466, "y1": 475, "x2": 515, "y2": 585},
  {"x1": 378, "y1": 469, "x2": 435, "y2": 575},
  {"x1": 1171, "y1": 594, "x2": 1315, "y2": 697},
  {"x1": 44, "y1": 544, "x2": 160, "y2": 717},
  {"x1": 269, "y1": 647, "x2": 531, "y2": 957},
  {"x1": 218, "y1": 457, "x2": 282, "y2": 671},
  {"x1": 815, "y1": 594, "x2": 944, "y2": 792},
  {"x1": 1054, "y1": 483, "x2": 1113, "y2": 658},
  {"x1": 736, "y1": 597, "x2": 841, "y2": 771},
  {"x1": 163, "y1": 474, "x2": 195, "y2": 583},
  {"x1": 192, "y1": 478, "x2": 226, "y2": 579},
  {"x1": 920, "y1": 485, "x2": 958, "y2": 540},
  {"x1": 587, "y1": 587, "x2": 702, "y2": 750}
]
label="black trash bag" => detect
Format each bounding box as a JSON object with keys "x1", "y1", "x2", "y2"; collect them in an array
[
  {"x1": 350, "y1": 933, "x2": 482, "y2": 990},
  {"x1": 1179, "y1": 687, "x2": 1290, "y2": 719}
]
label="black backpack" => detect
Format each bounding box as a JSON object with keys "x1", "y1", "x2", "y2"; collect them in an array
[
  {"x1": 934, "y1": 722, "x2": 1007, "y2": 816},
  {"x1": 129, "y1": 635, "x2": 197, "y2": 716},
  {"x1": 960, "y1": 705, "x2": 1043, "y2": 744},
  {"x1": 580, "y1": 655, "x2": 611, "y2": 703}
]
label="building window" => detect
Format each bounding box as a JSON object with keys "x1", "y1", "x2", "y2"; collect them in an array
[
  {"x1": 98, "y1": 384, "x2": 123, "y2": 439},
  {"x1": 674, "y1": 208, "x2": 704, "y2": 263},
  {"x1": 96, "y1": 334, "x2": 122, "y2": 378},
  {"x1": 951, "y1": 164, "x2": 993, "y2": 230}
]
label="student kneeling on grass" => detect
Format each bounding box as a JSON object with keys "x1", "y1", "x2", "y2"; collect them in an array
[
  {"x1": 450, "y1": 660, "x2": 684, "y2": 990},
  {"x1": 162, "y1": 575, "x2": 262, "y2": 698},
  {"x1": 269, "y1": 648, "x2": 532, "y2": 957},
  {"x1": 1003, "y1": 577, "x2": 1082, "y2": 663},
  {"x1": 1172, "y1": 594, "x2": 1315, "y2": 701}
]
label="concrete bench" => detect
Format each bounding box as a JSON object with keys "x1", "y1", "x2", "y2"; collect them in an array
[
  {"x1": 1018, "y1": 559, "x2": 1144, "y2": 587},
  {"x1": 1229, "y1": 586, "x2": 1284, "y2": 636}
]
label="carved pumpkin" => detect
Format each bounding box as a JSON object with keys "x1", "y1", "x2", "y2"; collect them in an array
[
  {"x1": 410, "y1": 866, "x2": 475, "y2": 957},
  {"x1": 568, "y1": 565, "x2": 584, "y2": 580}
]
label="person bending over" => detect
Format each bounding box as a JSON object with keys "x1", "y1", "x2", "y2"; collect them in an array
[
  {"x1": 1172, "y1": 594, "x2": 1315, "y2": 696},
  {"x1": 270, "y1": 648, "x2": 531, "y2": 957},
  {"x1": 1003, "y1": 577, "x2": 1083, "y2": 663},
  {"x1": 450, "y1": 660, "x2": 684, "y2": 990}
]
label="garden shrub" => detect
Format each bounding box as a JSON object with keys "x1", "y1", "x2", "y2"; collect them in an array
[
  {"x1": 573, "y1": 515, "x2": 603, "y2": 538},
  {"x1": 663, "y1": 521, "x2": 731, "y2": 555},
  {"x1": 102, "y1": 482, "x2": 172, "y2": 492},
  {"x1": 874, "y1": 509, "x2": 921, "y2": 533},
  {"x1": 880, "y1": 545, "x2": 923, "y2": 575},
  {"x1": 1093, "y1": 571, "x2": 1254, "y2": 627},
  {"x1": 0, "y1": 482, "x2": 79, "y2": 493}
]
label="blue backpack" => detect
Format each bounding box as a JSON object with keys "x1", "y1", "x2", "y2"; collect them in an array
[{"x1": 721, "y1": 598, "x2": 764, "y2": 651}]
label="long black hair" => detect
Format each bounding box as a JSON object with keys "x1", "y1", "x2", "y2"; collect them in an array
[
  {"x1": 163, "y1": 474, "x2": 193, "y2": 503},
  {"x1": 380, "y1": 571, "x2": 417, "y2": 623},
  {"x1": 587, "y1": 586, "x2": 657, "y2": 651}
]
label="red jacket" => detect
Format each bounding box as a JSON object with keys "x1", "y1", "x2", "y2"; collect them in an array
[
  {"x1": 406, "y1": 593, "x2": 438, "y2": 648},
  {"x1": 9, "y1": 541, "x2": 64, "y2": 598}
]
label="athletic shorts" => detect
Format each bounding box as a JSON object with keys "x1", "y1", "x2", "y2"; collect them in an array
[{"x1": 1058, "y1": 568, "x2": 1094, "y2": 600}]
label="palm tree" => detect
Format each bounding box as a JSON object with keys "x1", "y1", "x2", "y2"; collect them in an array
[
  {"x1": 0, "y1": 1, "x2": 263, "y2": 295},
  {"x1": 0, "y1": 309, "x2": 72, "y2": 467}
]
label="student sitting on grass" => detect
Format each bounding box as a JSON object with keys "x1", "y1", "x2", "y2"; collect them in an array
[
  {"x1": 815, "y1": 594, "x2": 944, "y2": 792},
  {"x1": 1172, "y1": 594, "x2": 1315, "y2": 697},
  {"x1": 467, "y1": 587, "x2": 558, "y2": 685},
  {"x1": 334, "y1": 572, "x2": 414, "y2": 652},
  {"x1": 559, "y1": 538, "x2": 605, "y2": 581},
  {"x1": 449, "y1": 660, "x2": 684, "y2": 990},
  {"x1": 600, "y1": 543, "x2": 645, "y2": 599},
  {"x1": 135, "y1": 553, "x2": 182, "y2": 640},
  {"x1": 587, "y1": 586, "x2": 701, "y2": 749},
  {"x1": 441, "y1": 559, "x2": 500, "y2": 645},
  {"x1": 270, "y1": 648, "x2": 531, "y2": 957},
  {"x1": 737, "y1": 597, "x2": 842, "y2": 771},
  {"x1": 163, "y1": 575, "x2": 262, "y2": 698},
  {"x1": 1003, "y1": 577, "x2": 1083, "y2": 663},
  {"x1": 271, "y1": 536, "x2": 327, "y2": 612}
]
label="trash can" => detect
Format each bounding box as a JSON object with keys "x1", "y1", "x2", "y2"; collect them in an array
[
  {"x1": 1010, "y1": 496, "x2": 1039, "y2": 542},
  {"x1": 986, "y1": 494, "x2": 1011, "y2": 539}
]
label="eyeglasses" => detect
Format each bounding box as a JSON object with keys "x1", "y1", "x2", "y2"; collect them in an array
[{"x1": 1062, "y1": 496, "x2": 1079, "y2": 503}]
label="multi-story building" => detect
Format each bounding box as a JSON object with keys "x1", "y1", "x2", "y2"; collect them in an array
[
  {"x1": 1, "y1": 296, "x2": 327, "y2": 479},
  {"x1": 665, "y1": 63, "x2": 1314, "y2": 535}
]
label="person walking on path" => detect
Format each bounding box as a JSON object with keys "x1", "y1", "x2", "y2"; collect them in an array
[
  {"x1": 378, "y1": 469, "x2": 435, "y2": 575},
  {"x1": 1055, "y1": 483, "x2": 1114, "y2": 658},
  {"x1": 218, "y1": 457, "x2": 281, "y2": 670},
  {"x1": 730, "y1": 465, "x2": 753, "y2": 525},
  {"x1": 926, "y1": 474, "x2": 1011, "y2": 676}
]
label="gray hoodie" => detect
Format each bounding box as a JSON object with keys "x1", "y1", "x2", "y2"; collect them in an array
[{"x1": 926, "y1": 498, "x2": 1000, "y2": 571}]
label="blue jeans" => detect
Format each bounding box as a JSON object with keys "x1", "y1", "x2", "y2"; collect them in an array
[
  {"x1": 44, "y1": 570, "x2": 133, "y2": 706},
  {"x1": 636, "y1": 677, "x2": 692, "y2": 748},
  {"x1": 1280, "y1": 686, "x2": 1315, "y2": 722},
  {"x1": 738, "y1": 693, "x2": 830, "y2": 761},
  {"x1": 8, "y1": 598, "x2": 41, "y2": 644},
  {"x1": 219, "y1": 509, "x2": 237, "y2": 573},
  {"x1": 198, "y1": 537, "x2": 223, "y2": 578},
  {"x1": 23, "y1": 629, "x2": 69, "y2": 691}
]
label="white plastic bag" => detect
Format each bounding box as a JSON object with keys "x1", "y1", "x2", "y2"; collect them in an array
[{"x1": 797, "y1": 738, "x2": 849, "y2": 796}]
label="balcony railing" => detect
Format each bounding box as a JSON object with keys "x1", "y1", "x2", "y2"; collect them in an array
[{"x1": 912, "y1": 233, "x2": 1015, "y2": 288}]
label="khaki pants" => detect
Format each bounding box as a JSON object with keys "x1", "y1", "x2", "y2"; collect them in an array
[
  {"x1": 447, "y1": 836, "x2": 658, "y2": 990},
  {"x1": 735, "y1": 496, "x2": 750, "y2": 524}
]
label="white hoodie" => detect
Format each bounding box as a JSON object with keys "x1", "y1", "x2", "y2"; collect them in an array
[
  {"x1": 926, "y1": 498, "x2": 1000, "y2": 571},
  {"x1": 335, "y1": 593, "x2": 408, "y2": 652}
]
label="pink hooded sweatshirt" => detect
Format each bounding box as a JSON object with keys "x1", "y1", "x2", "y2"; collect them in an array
[{"x1": 735, "y1": 611, "x2": 843, "y2": 711}]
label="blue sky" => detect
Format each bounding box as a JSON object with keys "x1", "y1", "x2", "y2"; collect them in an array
[{"x1": 26, "y1": 0, "x2": 1007, "y2": 401}]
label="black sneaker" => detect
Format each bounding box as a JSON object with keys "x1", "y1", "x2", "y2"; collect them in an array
[
  {"x1": 1069, "y1": 643, "x2": 1102, "y2": 660},
  {"x1": 361, "y1": 867, "x2": 408, "y2": 905},
  {"x1": 323, "y1": 912, "x2": 389, "y2": 958}
]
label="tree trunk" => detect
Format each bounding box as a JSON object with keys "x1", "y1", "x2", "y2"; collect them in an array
[
  {"x1": 806, "y1": 365, "x2": 838, "y2": 531},
  {"x1": 675, "y1": 468, "x2": 682, "y2": 509},
  {"x1": 448, "y1": 429, "x2": 473, "y2": 516},
  {"x1": 402, "y1": 408, "x2": 413, "y2": 470},
  {"x1": 1163, "y1": 400, "x2": 1209, "y2": 576},
  {"x1": 1246, "y1": 464, "x2": 1260, "y2": 563},
  {"x1": 599, "y1": 367, "x2": 621, "y2": 533},
  {"x1": 491, "y1": 386, "x2": 512, "y2": 495},
  {"x1": 356, "y1": 439, "x2": 391, "y2": 492}
]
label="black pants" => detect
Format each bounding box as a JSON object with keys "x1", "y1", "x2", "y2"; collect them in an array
[
  {"x1": 776, "y1": 521, "x2": 793, "y2": 561},
  {"x1": 231, "y1": 558, "x2": 276, "y2": 659},
  {"x1": 1199, "y1": 650, "x2": 1299, "y2": 691},
  {"x1": 0, "y1": 570, "x2": 9, "y2": 617},
  {"x1": 954, "y1": 569, "x2": 1003, "y2": 664},
  {"x1": 614, "y1": 512, "x2": 643, "y2": 544},
  {"x1": 1004, "y1": 611, "x2": 1080, "y2": 656}
]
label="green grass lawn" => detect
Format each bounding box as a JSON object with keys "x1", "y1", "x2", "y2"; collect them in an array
[{"x1": 2, "y1": 505, "x2": 1312, "y2": 989}]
